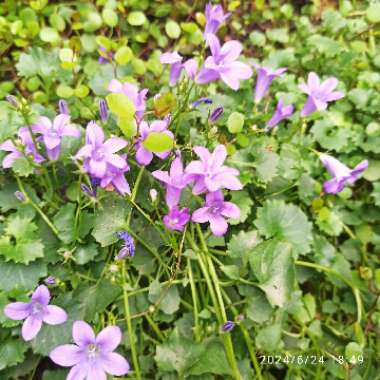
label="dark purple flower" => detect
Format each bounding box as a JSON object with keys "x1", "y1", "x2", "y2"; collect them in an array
[
  {"x1": 14, "y1": 191, "x2": 25, "y2": 202},
  {"x1": 191, "y1": 97, "x2": 213, "y2": 108},
  {"x1": 99, "y1": 99, "x2": 108, "y2": 122},
  {"x1": 192, "y1": 190, "x2": 240, "y2": 236},
  {"x1": 44, "y1": 276, "x2": 56, "y2": 286},
  {"x1": 204, "y1": 2, "x2": 231, "y2": 36},
  {"x1": 6, "y1": 95, "x2": 19, "y2": 108},
  {"x1": 163, "y1": 206, "x2": 190, "y2": 232},
  {"x1": 185, "y1": 144, "x2": 242, "y2": 194},
  {"x1": 160, "y1": 52, "x2": 198, "y2": 86},
  {"x1": 58, "y1": 99, "x2": 69, "y2": 115},
  {"x1": 108, "y1": 79, "x2": 148, "y2": 121},
  {"x1": 135, "y1": 120, "x2": 174, "y2": 166},
  {"x1": 209, "y1": 106, "x2": 224, "y2": 123},
  {"x1": 299, "y1": 72, "x2": 344, "y2": 117},
  {"x1": 152, "y1": 156, "x2": 192, "y2": 207},
  {"x1": 0, "y1": 127, "x2": 44, "y2": 168},
  {"x1": 116, "y1": 231, "x2": 135, "y2": 259},
  {"x1": 266, "y1": 100, "x2": 294, "y2": 130},
  {"x1": 197, "y1": 34, "x2": 252, "y2": 90},
  {"x1": 253, "y1": 65, "x2": 287, "y2": 103},
  {"x1": 49, "y1": 321, "x2": 130, "y2": 379},
  {"x1": 75, "y1": 122, "x2": 127, "y2": 178},
  {"x1": 320, "y1": 154, "x2": 368, "y2": 194},
  {"x1": 221, "y1": 320, "x2": 235, "y2": 332},
  {"x1": 4, "y1": 285, "x2": 67, "y2": 341},
  {"x1": 32, "y1": 114, "x2": 80, "y2": 161}
]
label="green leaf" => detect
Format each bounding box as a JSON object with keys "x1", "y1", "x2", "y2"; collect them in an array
[
  {"x1": 0, "y1": 260, "x2": 47, "y2": 291},
  {"x1": 254, "y1": 200, "x2": 312, "y2": 255},
  {"x1": 115, "y1": 46, "x2": 133, "y2": 65},
  {"x1": 53, "y1": 203, "x2": 76, "y2": 244},
  {"x1": 143, "y1": 132, "x2": 174, "y2": 153},
  {"x1": 0, "y1": 339, "x2": 28, "y2": 371},
  {"x1": 363, "y1": 160, "x2": 380, "y2": 181},
  {"x1": 39, "y1": 27, "x2": 60, "y2": 44},
  {"x1": 256, "y1": 324, "x2": 282, "y2": 352},
  {"x1": 102, "y1": 8, "x2": 118, "y2": 27},
  {"x1": 249, "y1": 240, "x2": 295, "y2": 307},
  {"x1": 127, "y1": 11, "x2": 147, "y2": 26},
  {"x1": 228, "y1": 230, "x2": 259, "y2": 266},
  {"x1": 74, "y1": 242, "x2": 99, "y2": 265},
  {"x1": 118, "y1": 115, "x2": 137, "y2": 138},
  {"x1": 366, "y1": 3, "x2": 380, "y2": 23},
  {"x1": 246, "y1": 288, "x2": 273, "y2": 323},
  {"x1": 229, "y1": 190, "x2": 253, "y2": 225},
  {"x1": 220, "y1": 265, "x2": 240, "y2": 280},
  {"x1": 92, "y1": 195, "x2": 129, "y2": 246},
  {"x1": 12, "y1": 157, "x2": 34, "y2": 177},
  {"x1": 227, "y1": 112, "x2": 245, "y2": 134},
  {"x1": 165, "y1": 20, "x2": 181, "y2": 39},
  {"x1": 106, "y1": 93, "x2": 136, "y2": 117},
  {"x1": 255, "y1": 150, "x2": 279, "y2": 182}
]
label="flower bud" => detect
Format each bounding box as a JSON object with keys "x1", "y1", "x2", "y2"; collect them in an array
[
  {"x1": 44, "y1": 276, "x2": 56, "y2": 285},
  {"x1": 6, "y1": 95, "x2": 19, "y2": 109},
  {"x1": 191, "y1": 97, "x2": 213, "y2": 108},
  {"x1": 14, "y1": 191, "x2": 25, "y2": 202},
  {"x1": 99, "y1": 99, "x2": 108, "y2": 122},
  {"x1": 58, "y1": 99, "x2": 69, "y2": 115},
  {"x1": 221, "y1": 320, "x2": 235, "y2": 333},
  {"x1": 209, "y1": 106, "x2": 224, "y2": 123},
  {"x1": 150, "y1": 189, "x2": 158, "y2": 203}
]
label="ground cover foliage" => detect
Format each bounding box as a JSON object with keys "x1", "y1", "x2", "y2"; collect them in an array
[{"x1": 0, "y1": 0, "x2": 380, "y2": 379}]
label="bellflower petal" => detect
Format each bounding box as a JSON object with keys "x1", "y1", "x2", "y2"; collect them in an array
[
  {"x1": 22, "y1": 315, "x2": 43, "y2": 341},
  {"x1": 49, "y1": 345, "x2": 83, "y2": 367},
  {"x1": 42, "y1": 305, "x2": 67, "y2": 325}
]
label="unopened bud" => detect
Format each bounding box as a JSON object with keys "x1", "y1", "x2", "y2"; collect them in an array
[
  {"x1": 150, "y1": 189, "x2": 158, "y2": 203},
  {"x1": 99, "y1": 99, "x2": 108, "y2": 122},
  {"x1": 6, "y1": 95, "x2": 19, "y2": 109},
  {"x1": 209, "y1": 106, "x2": 224, "y2": 123},
  {"x1": 14, "y1": 191, "x2": 25, "y2": 202},
  {"x1": 58, "y1": 99, "x2": 69, "y2": 115}
]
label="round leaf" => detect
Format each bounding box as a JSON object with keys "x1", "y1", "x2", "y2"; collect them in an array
[
  {"x1": 127, "y1": 11, "x2": 147, "y2": 26},
  {"x1": 143, "y1": 132, "x2": 174, "y2": 153},
  {"x1": 106, "y1": 93, "x2": 136, "y2": 117}
]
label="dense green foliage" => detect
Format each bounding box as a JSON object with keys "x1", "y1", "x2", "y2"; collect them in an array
[{"x1": 0, "y1": 1, "x2": 380, "y2": 379}]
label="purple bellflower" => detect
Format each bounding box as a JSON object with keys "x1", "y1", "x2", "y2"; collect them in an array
[
  {"x1": 49, "y1": 321, "x2": 130, "y2": 380},
  {"x1": 160, "y1": 52, "x2": 198, "y2": 86},
  {"x1": 163, "y1": 206, "x2": 190, "y2": 232},
  {"x1": 99, "y1": 154, "x2": 131, "y2": 195},
  {"x1": 204, "y1": 2, "x2": 231, "y2": 36},
  {"x1": 135, "y1": 120, "x2": 174, "y2": 166},
  {"x1": 197, "y1": 34, "x2": 252, "y2": 90},
  {"x1": 4, "y1": 285, "x2": 67, "y2": 341},
  {"x1": 253, "y1": 65, "x2": 287, "y2": 103},
  {"x1": 185, "y1": 144, "x2": 242, "y2": 194},
  {"x1": 108, "y1": 79, "x2": 148, "y2": 121},
  {"x1": 32, "y1": 114, "x2": 80, "y2": 160},
  {"x1": 75, "y1": 121, "x2": 127, "y2": 178},
  {"x1": 192, "y1": 190, "x2": 240, "y2": 236},
  {"x1": 320, "y1": 154, "x2": 368, "y2": 194},
  {"x1": 266, "y1": 100, "x2": 294, "y2": 131},
  {"x1": 116, "y1": 231, "x2": 135, "y2": 259},
  {"x1": 0, "y1": 127, "x2": 44, "y2": 168},
  {"x1": 299, "y1": 72, "x2": 344, "y2": 117},
  {"x1": 152, "y1": 156, "x2": 192, "y2": 207}
]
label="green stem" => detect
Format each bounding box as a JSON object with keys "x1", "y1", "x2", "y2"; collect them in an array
[
  {"x1": 16, "y1": 176, "x2": 59, "y2": 237},
  {"x1": 188, "y1": 259, "x2": 201, "y2": 341}
]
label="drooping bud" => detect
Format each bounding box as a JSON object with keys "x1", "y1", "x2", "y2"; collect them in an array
[
  {"x1": 99, "y1": 99, "x2": 108, "y2": 122},
  {"x1": 209, "y1": 106, "x2": 224, "y2": 123},
  {"x1": 58, "y1": 99, "x2": 69, "y2": 115},
  {"x1": 220, "y1": 320, "x2": 235, "y2": 333},
  {"x1": 14, "y1": 191, "x2": 25, "y2": 202},
  {"x1": 44, "y1": 276, "x2": 56, "y2": 285},
  {"x1": 191, "y1": 97, "x2": 213, "y2": 108},
  {"x1": 116, "y1": 231, "x2": 135, "y2": 259}
]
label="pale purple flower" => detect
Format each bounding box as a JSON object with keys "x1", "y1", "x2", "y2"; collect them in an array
[
  {"x1": 4, "y1": 285, "x2": 67, "y2": 341},
  {"x1": 320, "y1": 154, "x2": 368, "y2": 194},
  {"x1": 0, "y1": 127, "x2": 44, "y2": 168},
  {"x1": 116, "y1": 231, "x2": 135, "y2": 259},
  {"x1": 204, "y1": 2, "x2": 231, "y2": 36},
  {"x1": 185, "y1": 144, "x2": 242, "y2": 194},
  {"x1": 221, "y1": 321, "x2": 235, "y2": 333},
  {"x1": 58, "y1": 99, "x2": 69, "y2": 115},
  {"x1": 135, "y1": 120, "x2": 174, "y2": 166},
  {"x1": 266, "y1": 100, "x2": 294, "y2": 130},
  {"x1": 108, "y1": 79, "x2": 148, "y2": 121},
  {"x1": 197, "y1": 34, "x2": 252, "y2": 90},
  {"x1": 160, "y1": 52, "x2": 198, "y2": 86},
  {"x1": 152, "y1": 156, "x2": 192, "y2": 207},
  {"x1": 32, "y1": 114, "x2": 80, "y2": 160},
  {"x1": 299, "y1": 72, "x2": 345, "y2": 117},
  {"x1": 99, "y1": 99, "x2": 108, "y2": 122},
  {"x1": 99, "y1": 154, "x2": 131, "y2": 195},
  {"x1": 192, "y1": 190, "x2": 240, "y2": 236},
  {"x1": 253, "y1": 65, "x2": 287, "y2": 103},
  {"x1": 75, "y1": 122, "x2": 127, "y2": 178},
  {"x1": 49, "y1": 321, "x2": 129, "y2": 380},
  {"x1": 209, "y1": 106, "x2": 224, "y2": 123},
  {"x1": 163, "y1": 206, "x2": 190, "y2": 232}
]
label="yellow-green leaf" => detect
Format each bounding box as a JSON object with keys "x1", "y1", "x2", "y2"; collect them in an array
[
  {"x1": 143, "y1": 132, "x2": 174, "y2": 153},
  {"x1": 106, "y1": 93, "x2": 136, "y2": 117}
]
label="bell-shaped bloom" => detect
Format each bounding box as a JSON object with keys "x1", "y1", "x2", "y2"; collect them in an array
[
  {"x1": 108, "y1": 79, "x2": 148, "y2": 121},
  {"x1": 320, "y1": 154, "x2": 368, "y2": 194},
  {"x1": 135, "y1": 120, "x2": 174, "y2": 166},
  {"x1": 185, "y1": 144, "x2": 242, "y2": 194},
  {"x1": 4, "y1": 285, "x2": 67, "y2": 341},
  {"x1": 160, "y1": 52, "x2": 198, "y2": 86},
  {"x1": 32, "y1": 114, "x2": 80, "y2": 160},
  {"x1": 116, "y1": 231, "x2": 135, "y2": 259},
  {"x1": 266, "y1": 100, "x2": 294, "y2": 130},
  {"x1": 75, "y1": 122, "x2": 127, "y2": 179},
  {"x1": 49, "y1": 321, "x2": 130, "y2": 380},
  {"x1": 163, "y1": 206, "x2": 190, "y2": 232},
  {"x1": 99, "y1": 154, "x2": 131, "y2": 195},
  {"x1": 299, "y1": 72, "x2": 344, "y2": 117},
  {"x1": 197, "y1": 34, "x2": 252, "y2": 90},
  {"x1": 192, "y1": 190, "x2": 240, "y2": 236},
  {"x1": 0, "y1": 127, "x2": 44, "y2": 168},
  {"x1": 152, "y1": 156, "x2": 192, "y2": 207},
  {"x1": 204, "y1": 2, "x2": 231, "y2": 36},
  {"x1": 253, "y1": 65, "x2": 287, "y2": 103}
]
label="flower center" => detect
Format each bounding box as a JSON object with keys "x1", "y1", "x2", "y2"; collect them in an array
[
  {"x1": 312, "y1": 90, "x2": 327, "y2": 102},
  {"x1": 209, "y1": 203, "x2": 223, "y2": 215},
  {"x1": 87, "y1": 343, "x2": 99, "y2": 359},
  {"x1": 93, "y1": 148, "x2": 105, "y2": 161},
  {"x1": 32, "y1": 302, "x2": 44, "y2": 315},
  {"x1": 170, "y1": 218, "x2": 179, "y2": 225}
]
